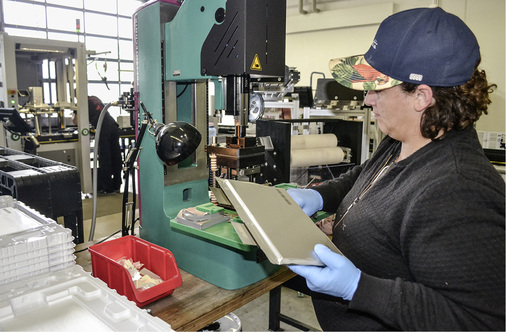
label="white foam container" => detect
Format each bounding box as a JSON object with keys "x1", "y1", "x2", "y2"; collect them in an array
[{"x1": 0, "y1": 265, "x2": 174, "y2": 331}]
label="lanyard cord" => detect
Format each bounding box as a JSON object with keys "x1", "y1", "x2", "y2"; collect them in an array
[{"x1": 333, "y1": 153, "x2": 396, "y2": 231}]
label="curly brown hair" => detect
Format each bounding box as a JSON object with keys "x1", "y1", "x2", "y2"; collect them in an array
[{"x1": 400, "y1": 68, "x2": 497, "y2": 140}]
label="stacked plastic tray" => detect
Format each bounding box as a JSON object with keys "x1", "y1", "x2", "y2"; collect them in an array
[
  {"x1": 0, "y1": 195, "x2": 175, "y2": 331},
  {"x1": 0, "y1": 195, "x2": 76, "y2": 285},
  {"x1": 0, "y1": 265, "x2": 174, "y2": 331}
]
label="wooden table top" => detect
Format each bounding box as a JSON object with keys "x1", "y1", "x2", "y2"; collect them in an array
[{"x1": 75, "y1": 240, "x2": 295, "y2": 331}]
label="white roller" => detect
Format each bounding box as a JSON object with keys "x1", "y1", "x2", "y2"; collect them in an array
[
  {"x1": 290, "y1": 133, "x2": 338, "y2": 150},
  {"x1": 290, "y1": 147, "x2": 345, "y2": 168}
]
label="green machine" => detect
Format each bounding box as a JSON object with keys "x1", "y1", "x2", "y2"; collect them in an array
[{"x1": 133, "y1": 0, "x2": 287, "y2": 289}]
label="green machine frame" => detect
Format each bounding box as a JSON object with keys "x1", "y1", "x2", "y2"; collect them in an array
[{"x1": 133, "y1": 0, "x2": 281, "y2": 289}]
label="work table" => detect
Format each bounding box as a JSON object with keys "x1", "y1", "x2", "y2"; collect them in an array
[{"x1": 75, "y1": 240, "x2": 295, "y2": 331}]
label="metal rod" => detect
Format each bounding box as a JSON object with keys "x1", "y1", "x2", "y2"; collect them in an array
[
  {"x1": 312, "y1": 0, "x2": 320, "y2": 13},
  {"x1": 299, "y1": 0, "x2": 308, "y2": 14}
]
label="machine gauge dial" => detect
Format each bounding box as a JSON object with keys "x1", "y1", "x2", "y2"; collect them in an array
[{"x1": 248, "y1": 93, "x2": 264, "y2": 123}]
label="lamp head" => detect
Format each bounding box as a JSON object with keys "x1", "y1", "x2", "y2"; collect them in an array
[{"x1": 153, "y1": 121, "x2": 202, "y2": 166}]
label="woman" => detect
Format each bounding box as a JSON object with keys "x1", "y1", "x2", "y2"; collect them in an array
[{"x1": 287, "y1": 7, "x2": 505, "y2": 331}]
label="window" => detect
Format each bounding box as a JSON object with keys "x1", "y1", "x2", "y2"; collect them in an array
[
  {"x1": 47, "y1": 7, "x2": 83, "y2": 33},
  {"x1": 118, "y1": 17, "x2": 133, "y2": 39},
  {"x1": 3, "y1": 0, "x2": 143, "y2": 110},
  {"x1": 119, "y1": 40, "x2": 134, "y2": 61},
  {"x1": 85, "y1": 12, "x2": 118, "y2": 37},
  {"x1": 47, "y1": 0, "x2": 83, "y2": 9},
  {"x1": 4, "y1": 1, "x2": 46, "y2": 29},
  {"x1": 5, "y1": 27, "x2": 46, "y2": 38},
  {"x1": 86, "y1": 35, "x2": 119, "y2": 59},
  {"x1": 84, "y1": 0, "x2": 117, "y2": 14}
]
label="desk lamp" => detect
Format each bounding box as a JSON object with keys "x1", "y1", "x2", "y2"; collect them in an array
[{"x1": 89, "y1": 100, "x2": 201, "y2": 241}]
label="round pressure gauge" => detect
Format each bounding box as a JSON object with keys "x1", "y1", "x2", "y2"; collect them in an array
[{"x1": 248, "y1": 93, "x2": 264, "y2": 123}]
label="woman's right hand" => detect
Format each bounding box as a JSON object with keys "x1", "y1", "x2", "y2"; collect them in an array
[{"x1": 286, "y1": 188, "x2": 323, "y2": 217}]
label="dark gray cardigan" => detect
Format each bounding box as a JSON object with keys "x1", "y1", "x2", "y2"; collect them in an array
[{"x1": 312, "y1": 126, "x2": 505, "y2": 331}]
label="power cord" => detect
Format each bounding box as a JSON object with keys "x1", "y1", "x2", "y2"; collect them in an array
[{"x1": 75, "y1": 229, "x2": 121, "y2": 253}]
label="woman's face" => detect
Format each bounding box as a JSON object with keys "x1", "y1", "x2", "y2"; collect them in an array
[{"x1": 364, "y1": 85, "x2": 421, "y2": 142}]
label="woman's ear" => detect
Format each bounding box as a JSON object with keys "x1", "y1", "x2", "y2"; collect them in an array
[{"x1": 414, "y1": 84, "x2": 434, "y2": 112}]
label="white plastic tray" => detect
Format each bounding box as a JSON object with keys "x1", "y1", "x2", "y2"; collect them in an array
[
  {"x1": 0, "y1": 244, "x2": 75, "y2": 270},
  {"x1": 0, "y1": 247, "x2": 74, "y2": 272},
  {"x1": 0, "y1": 224, "x2": 73, "y2": 257},
  {"x1": 0, "y1": 260, "x2": 76, "y2": 285},
  {"x1": 0, "y1": 195, "x2": 55, "y2": 228},
  {"x1": 0, "y1": 253, "x2": 75, "y2": 278},
  {"x1": 0, "y1": 265, "x2": 174, "y2": 331},
  {"x1": 0, "y1": 196, "x2": 73, "y2": 255},
  {"x1": 0, "y1": 195, "x2": 76, "y2": 285}
]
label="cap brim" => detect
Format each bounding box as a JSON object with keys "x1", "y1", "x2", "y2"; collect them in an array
[{"x1": 329, "y1": 55, "x2": 402, "y2": 91}]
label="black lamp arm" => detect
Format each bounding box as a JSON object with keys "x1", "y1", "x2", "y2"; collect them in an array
[{"x1": 123, "y1": 102, "x2": 153, "y2": 170}]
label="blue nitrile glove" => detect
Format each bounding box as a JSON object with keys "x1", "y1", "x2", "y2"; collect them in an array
[
  {"x1": 288, "y1": 244, "x2": 361, "y2": 301},
  {"x1": 286, "y1": 188, "x2": 324, "y2": 217}
]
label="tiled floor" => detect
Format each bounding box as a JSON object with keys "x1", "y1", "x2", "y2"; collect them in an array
[{"x1": 80, "y1": 192, "x2": 322, "y2": 331}]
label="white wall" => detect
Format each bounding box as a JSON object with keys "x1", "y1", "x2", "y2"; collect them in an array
[{"x1": 285, "y1": 0, "x2": 505, "y2": 133}]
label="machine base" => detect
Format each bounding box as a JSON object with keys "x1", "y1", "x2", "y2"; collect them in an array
[{"x1": 140, "y1": 223, "x2": 280, "y2": 290}]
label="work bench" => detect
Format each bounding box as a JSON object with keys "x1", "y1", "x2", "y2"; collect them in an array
[{"x1": 75, "y1": 239, "x2": 311, "y2": 331}]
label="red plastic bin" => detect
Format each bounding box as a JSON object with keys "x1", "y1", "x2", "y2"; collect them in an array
[{"x1": 89, "y1": 235, "x2": 182, "y2": 307}]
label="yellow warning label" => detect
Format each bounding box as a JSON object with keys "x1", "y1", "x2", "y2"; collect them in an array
[{"x1": 250, "y1": 54, "x2": 262, "y2": 71}]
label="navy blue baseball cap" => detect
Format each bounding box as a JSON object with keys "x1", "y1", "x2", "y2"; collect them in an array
[{"x1": 329, "y1": 7, "x2": 481, "y2": 91}]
